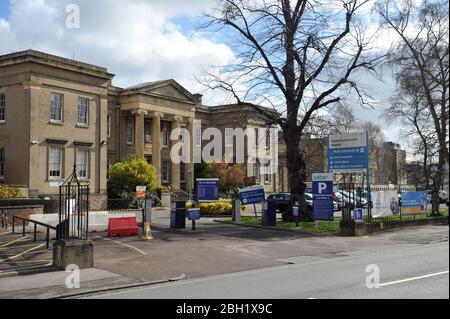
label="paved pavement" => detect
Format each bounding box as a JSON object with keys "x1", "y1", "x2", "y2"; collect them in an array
[
  {"x1": 90, "y1": 241, "x2": 449, "y2": 299},
  {"x1": 0, "y1": 213, "x2": 448, "y2": 299},
  {"x1": 0, "y1": 268, "x2": 138, "y2": 299}
]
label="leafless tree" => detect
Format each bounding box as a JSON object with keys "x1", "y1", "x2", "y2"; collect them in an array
[
  {"x1": 377, "y1": 0, "x2": 449, "y2": 214},
  {"x1": 201, "y1": 0, "x2": 382, "y2": 220}
]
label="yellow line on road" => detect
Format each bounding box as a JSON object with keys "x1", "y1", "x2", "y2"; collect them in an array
[
  {"x1": 0, "y1": 236, "x2": 28, "y2": 248},
  {"x1": 0, "y1": 244, "x2": 45, "y2": 264}
]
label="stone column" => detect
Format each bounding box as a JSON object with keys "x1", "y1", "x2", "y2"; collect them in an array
[
  {"x1": 152, "y1": 112, "x2": 162, "y2": 185},
  {"x1": 186, "y1": 118, "x2": 194, "y2": 198},
  {"x1": 133, "y1": 110, "x2": 146, "y2": 158},
  {"x1": 171, "y1": 116, "x2": 182, "y2": 190}
]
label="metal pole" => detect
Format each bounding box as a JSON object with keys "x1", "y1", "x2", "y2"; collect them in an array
[
  {"x1": 23, "y1": 219, "x2": 26, "y2": 237},
  {"x1": 33, "y1": 223, "x2": 37, "y2": 242},
  {"x1": 12, "y1": 216, "x2": 15, "y2": 233},
  {"x1": 46, "y1": 227, "x2": 50, "y2": 249}
]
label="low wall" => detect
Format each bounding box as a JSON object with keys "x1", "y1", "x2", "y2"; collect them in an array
[
  {"x1": 0, "y1": 198, "x2": 58, "y2": 214},
  {"x1": 1, "y1": 205, "x2": 44, "y2": 225}
]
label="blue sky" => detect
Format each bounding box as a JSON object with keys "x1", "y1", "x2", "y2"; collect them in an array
[
  {"x1": 0, "y1": 0, "x2": 406, "y2": 148},
  {"x1": 0, "y1": 1, "x2": 9, "y2": 19}
]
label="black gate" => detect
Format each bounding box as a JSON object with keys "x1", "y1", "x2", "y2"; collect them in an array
[{"x1": 57, "y1": 166, "x2": 90, "y2": 241}]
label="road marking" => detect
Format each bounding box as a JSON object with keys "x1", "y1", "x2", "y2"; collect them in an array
[
  {"x1": 0, "y1": 231, "x2": 11, "y2": 236},
  {"x1": 0, "y1": 244, "x2": 44, "y2": 264},
  {"x1": 380, "y1": 270, "x2": 449, "y2": 287},
  {"x1": 94, "y1": 235, "x2": 147, "y2": 256},
  {"x1": 0, "y1": 236, "x2": 28, "y2": 248},
  {"x1": 100, "y1": 242, "x2": 450, "y2": 297}
]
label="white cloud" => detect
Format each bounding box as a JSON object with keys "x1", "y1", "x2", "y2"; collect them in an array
[{"x1": 0, "y1": 0, "x2": 234, "y2": 104}]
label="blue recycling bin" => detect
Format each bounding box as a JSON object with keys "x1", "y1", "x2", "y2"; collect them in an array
[
  {"x1": 170, "y1": 201, "x2": 186, "y2": 229},
  {"x1": 262, "y1": 200, "x2": 276, "y2": 227}
]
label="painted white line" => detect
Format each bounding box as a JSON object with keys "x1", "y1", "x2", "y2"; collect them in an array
[
  {"x1": 0, "y1": 236, "x2": 28, "y2": 248},
  {"x1": 0, "y1": 244, "x2": 45, "y2": 264},
  {"x1": 0, "y1": 231, "x2": 11, "y2": 236},
  {"x1": 94, "y1": 235, "x2": 147, "y2": 256},
  {"x1": 380, "y1": 270, "x2": 449, "y2": 287}
]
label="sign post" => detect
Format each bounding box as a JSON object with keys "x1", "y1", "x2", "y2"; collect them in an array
[
  {"x1": 239, "y1": 185, "x2": 266, "y2": 219},
  {"x1": 312, "y1": 173, "x2": 334, "y2": 221},
  {"x1": 293, "y1": 206, "x2": 300, "y2": 227},
  {"x1": 188, "y1": 208, "x2": 201, "y2": 231},
  {"x1": 328, "y1": 132, "x2": 371, "y2": 223},
  {"x1": 136, "y1": 186, "x2": 153, "y2": 240}
]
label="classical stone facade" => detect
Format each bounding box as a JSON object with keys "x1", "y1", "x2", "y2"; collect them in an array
[
  {"x1": 0, "y1": 50, "x2": 408, "y2": 207},
  {"x1": 0, "y1": 50, "x2": 280, "y2": 207}
]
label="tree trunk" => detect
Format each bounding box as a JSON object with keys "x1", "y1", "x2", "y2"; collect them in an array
[
  {"x1": 430, "y1": 150, "x2": 446, "y2": 216},
  {"x1": 283, "y1": 133, "x2": 312, "y2": 221}
]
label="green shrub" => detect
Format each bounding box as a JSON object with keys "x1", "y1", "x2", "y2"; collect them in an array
[
  {"x1": 108, "y1": 157, "x2": 158, "y2": 199},
  {"x1": 198, "y1": 201, "x2": 232, "y2": 215}
]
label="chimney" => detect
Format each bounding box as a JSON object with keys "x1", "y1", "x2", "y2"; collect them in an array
[{"x1": 193, "y1": 93, "x2": 203, "y2": 105}]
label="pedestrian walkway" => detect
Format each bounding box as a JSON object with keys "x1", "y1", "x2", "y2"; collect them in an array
[
  {"x1": 0, "y1": 268, "x2": 138, "y2": 299},
  {"x1": 0, "y1": 230, "x2": 53, "y2": 278}
]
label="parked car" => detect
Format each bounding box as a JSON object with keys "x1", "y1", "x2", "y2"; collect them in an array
[
  {"x1": 339, "y1": 190, "x2": 368, "y2": 208},
  {"x1": 266, "y1": 193, "x2": 339, "y2": 213},
  {"x1": 426, "y1": 190, "x2": 449, "y2": 204}
]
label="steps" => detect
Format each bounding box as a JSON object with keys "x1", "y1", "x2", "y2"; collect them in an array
[{"x1": 0, "y1": 228, "x2": 54, "y2": 278}]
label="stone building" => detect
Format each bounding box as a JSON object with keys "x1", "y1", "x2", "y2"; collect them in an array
[
  {"x1": 0, "y1": 50, "x2": 279, "y2": 208},
  {"x1": 0, "y1": 50, "x2": 409, "y2": 208}
]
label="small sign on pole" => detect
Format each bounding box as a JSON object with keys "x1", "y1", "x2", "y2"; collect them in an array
[
  {"x1": 354, "y1": 208, "x2": 364, "y2": 222},
  {"x1": 136, "y1": 186, "x2": 147, "y2": 199},
  {"x1": 188, "y1": 208, "x2": 201, "y2": 231},
  {"x1": 293, "y1": 206, "x2": 300, "y2": 227}
]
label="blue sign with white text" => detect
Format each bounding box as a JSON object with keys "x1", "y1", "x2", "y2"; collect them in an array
[
  {"x1": 188, "y1": 208, "x2": 201, "y2": 221},
  {"x1": 354, "y1": 208, "x2": 364, "y2": 221},
  {"x1": 328, "y1": 133, "x2": 369, "y2": 173},
  {"x1": 196, "y1": 179, "x2": 220, "y2": 202},
  {"x1": 313, "y1": 177, "x2": 334, "y2": 221},
  {"x1": 240, "y1": 186, "x2": 266, "y2": 205}
]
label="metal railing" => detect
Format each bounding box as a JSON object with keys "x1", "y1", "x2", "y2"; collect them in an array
[{"x1": 11, "y1": 216, "x2": 56, "y2": 249}]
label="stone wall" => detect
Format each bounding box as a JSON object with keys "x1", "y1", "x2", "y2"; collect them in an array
[{"x1": 0, "y1": 205, "x2": 44, "y2": 225}]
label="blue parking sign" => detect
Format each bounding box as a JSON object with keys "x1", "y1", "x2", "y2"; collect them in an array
[{"x1": 312, "y1": 173, "x2": 334, "y2": 221}]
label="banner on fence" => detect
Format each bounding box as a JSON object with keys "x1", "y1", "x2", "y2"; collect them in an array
[
  {"x1": 371, "y1": 190, "x2": 399, "y2": 217},
  {"x1": 401, "y1": 191, "x2": 428, "y2": 215}
]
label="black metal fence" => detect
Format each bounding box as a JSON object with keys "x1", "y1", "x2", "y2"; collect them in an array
[
  {"x1": 337, "y1": 184, "x2": 429, "y2": 224},
  {"x1": 57, "y1": 167, "x2": 90, "y2": 241}
]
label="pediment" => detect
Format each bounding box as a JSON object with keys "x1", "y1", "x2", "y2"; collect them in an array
[{"x1": 127, "y1": 80, "x2": 196, "y2": 103}]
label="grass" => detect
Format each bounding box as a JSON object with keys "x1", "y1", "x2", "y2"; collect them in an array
[{"x1": 223, "y1": 216, "x2": 341, "y2": 236}]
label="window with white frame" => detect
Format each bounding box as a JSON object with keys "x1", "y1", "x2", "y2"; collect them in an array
[
  {"x1": 107, "y1": 115, "x2": 112, "y2": 138},
  {"x1": 49, "y1": 147, "x2": 63, "y2": 180},
  {"x1": 264, "y1": 161, "x2": 271, "y2": 184},
  {"x1": 0, "y1": 148, "x2": 5, "y2": 178},
  {"x1": 162, "y1": 160, "x2": 170, "y2": 183},
  {"x1": 76, "y1": 149, "x2": 89, "y2": 179},
  {"x1": 180, "y1": 162, "x2": 186, "y2": 183},
  {"x1": 107, "y1": 154, "x2": 113, "y2": 180},
  {"x1": 195, "y1": 126, "x2": 202, "y2": 146},
  {"x1": 254, "y1": 161, "x2": 260, "y2": 183},
  {"x1": 144, "y1": 118, "x2": 152, "y2": 143},
  {"x1": 51, "y1": 93, "x2": 64, "y2": 122},
  {"x1": 266, "y1": 129, "x2": 271, "y2": 149},
  {"x1": 162, "y1": 121, "x2": 171, "y2": 147},
  {"x1": 0, "y1": 94, "x2": 5, "y2": 122},
  {"x1": 126, "y1": 117, "x2": 134, "y2": 144},
  {"x1": 77, "y1": 97, "x2": 89, "y2": 125}
]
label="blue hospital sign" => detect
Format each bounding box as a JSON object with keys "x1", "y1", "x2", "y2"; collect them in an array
[
  {"x1": 328, "y1": 133, "x2": 369, "y2": 173},
  {"x1": 196, "y1": 178, "x2": 220, "y2": 202},
  {"x1": 312, "y1": 173, "x2": 334, "y2": 221}
]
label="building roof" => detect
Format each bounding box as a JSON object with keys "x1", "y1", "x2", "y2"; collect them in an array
[{"x1": 0, "y1": 49, "x2": 114, "y2": 79}]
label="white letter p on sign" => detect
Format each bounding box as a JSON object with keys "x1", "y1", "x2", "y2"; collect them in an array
[{"x1": 318, "y1": 182, "x2": 327, "y2": 194}]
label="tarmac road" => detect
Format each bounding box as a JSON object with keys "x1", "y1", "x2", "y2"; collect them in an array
[{"x1": 92, "y1": 240, "x2": 449, "y2": 299}]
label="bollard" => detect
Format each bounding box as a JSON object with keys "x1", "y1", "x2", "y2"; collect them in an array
[{"x1": 141, "y1": 222, "x2": 153, "y2": 241}]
